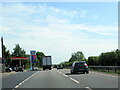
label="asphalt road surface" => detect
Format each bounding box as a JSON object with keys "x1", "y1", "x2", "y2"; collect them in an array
[{"x1": 2, "y1": 69, "x2": 119, "y2": 89}]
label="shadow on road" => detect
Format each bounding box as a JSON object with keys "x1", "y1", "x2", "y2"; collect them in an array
[
  {"x1": 28, "y1": 69, "x2": 43, "y2": 72},
  {"x1": 66, "y1": 72, "x2": 85, "y2": 75}
]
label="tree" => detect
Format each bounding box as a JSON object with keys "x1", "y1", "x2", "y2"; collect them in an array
[
  {"x1": 12, "y1": 44, "x2": 26, "y2": 57},
  {"x1": 11, "y1": 44, "x2": 27, "y2": 67},
  {"x1": 69, "y1": 56, "x2": 77, "y2": 62},
  {"x1": 36, "y1": 51, "x2": 45, "y2": 67},
  {"x1": 99, "y1": 51, "x2": 117, "y2": 66},
  {"x1": 88, "y1": 56, "x2": 99, "y2": 66},
  {"x1": 3, "y1": 45, "x2": 11, "y2": 67},
  {"x1": 69, "y1": 51, "x2": 86, "y2": 62},
  {"x1": 60, "y1": 61, "x2": 73, "y2": 68},
  {"x1": 115, "y1": 49, "x2": 120, "y2": 66}
]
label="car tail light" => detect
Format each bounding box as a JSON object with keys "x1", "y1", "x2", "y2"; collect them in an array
[{"x1": 84, "y1": 64, "x2": 88, "y2": 68}]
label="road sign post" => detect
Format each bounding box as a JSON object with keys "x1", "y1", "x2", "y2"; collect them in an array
[
  {"x1": 30, "y1": 55, "x2": 32, "y2": 70},
  {"x1": 30, "y1": 50, "x2": 37, "y2": 70}
]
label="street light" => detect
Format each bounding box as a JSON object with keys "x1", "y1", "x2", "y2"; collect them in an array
[
  {"x1": 1, "y1": 37, "x2": 5, "y2": 72},
  {"x1": 1, "y1": 37, "x2": 3, "y2": 63}
]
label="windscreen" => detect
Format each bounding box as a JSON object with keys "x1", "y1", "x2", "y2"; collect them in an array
[{"x1": 75, "y1": 62, "x2": 85, "y2": 66}]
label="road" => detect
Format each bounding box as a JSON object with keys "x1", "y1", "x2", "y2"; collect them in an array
[{"x1": 2, "y1": 69, "x2": 119, "y2": 89}]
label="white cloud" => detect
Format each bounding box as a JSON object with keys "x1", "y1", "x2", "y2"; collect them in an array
[
  {"x1": 46, "y1": 16, "x2": 70, "y2": 24},
  {"x1": 1, "y1": 3, "x2": 118, "y2": 63},
  {"x1": 48, "y1": 23, "x2": 117, "y2": 36},
  {"x1": 84, "y1": 25, "x2": 117, "y2": 36},
  {"x1": 0, "y1": 26, "x2": 13, "y2": 35}
]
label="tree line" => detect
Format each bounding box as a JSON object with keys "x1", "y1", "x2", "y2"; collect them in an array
[
  {"x1": 2, "y1": 44, "x2": 45, "y2": 68},
  {"x1": 88, "y1": 49, "x2": 120, "y2": 66},
  {"x1": 60, "y1": 50, "x2": 120, "y2": 67},
  {"x1": 60, "y1": 51, "x2": 87, "y2": 68},
  {"x1": 3, "y1": 44, "x2": 120, "y2": 68}
]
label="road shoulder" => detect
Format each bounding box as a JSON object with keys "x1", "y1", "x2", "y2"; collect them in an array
[{"x1": 90, "y1": 71, "x2": 118, "y2": 77}]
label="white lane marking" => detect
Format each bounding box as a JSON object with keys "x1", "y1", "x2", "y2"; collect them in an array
[
  {"x1": 91, "y1": 72, "x2": 118, "y2": 78},
  {"x1": 58, "y1": 71, "x2": 62, "y2": 74},
  {"x1": 59, "y1": 72, "x2": 62, "y2": 74},
  {"x1": 86, "y1": 87, "x2": 93, "y2": 90},
  {"x1": 69, "y1": 77, "x2": 80, "y2": 84},
  {"x1": 62, "y1": 74, "x2": 68, "y2": 77},
  {"x1": 15, "y1": 85, "x2": 19, "y2": 88},
  {"x1": 14, "y1": 71, "x2": 38, "y2": 88},
  {"x1": 57, "y1": 70, "x2": 80, "y2": 84}
]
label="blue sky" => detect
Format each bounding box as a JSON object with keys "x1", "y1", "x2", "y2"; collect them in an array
[{"x1": 0, "y1": 2, "x2": 118, "y2": 64}]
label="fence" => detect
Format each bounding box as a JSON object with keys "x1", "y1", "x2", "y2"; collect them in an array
[{"x1": 89, "y1": 66, "x2": 120, "y2": 73}]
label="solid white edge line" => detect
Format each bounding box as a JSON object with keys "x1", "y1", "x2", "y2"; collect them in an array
[{"x1": 14, "y1": 71, "x2": 38, "y2": 88}]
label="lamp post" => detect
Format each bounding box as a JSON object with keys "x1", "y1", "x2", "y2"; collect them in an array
[{"x1": 1, "y1": 37, "x2": 5, "y2": 72}]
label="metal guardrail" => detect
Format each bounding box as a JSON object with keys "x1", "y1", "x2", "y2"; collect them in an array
[{"x1": 88, "y1": 66, "x2": 120, "y2": 73}]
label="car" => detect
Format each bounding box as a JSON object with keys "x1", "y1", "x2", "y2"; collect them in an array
[
  {"x1": 13, "y1": 67, "x2": 17, "y2": 71},
  {"x1": 33, "y1": 67, "x2": 38, "y2": 71},
  {"x1": 5, "y1": 67, "x2": 12, "y2": 72},
  {"x1": 70, "y1": 61, "x2": 89, "y2": 74},
  {"x1": 57, "y1": 65, "x2": 63, "y2": 70},
  {"x1": 15, "y1": 66, "x2": 24, "y2": 72},
  {"x1": 30, "y1": 67, "x2": 38, "y2": 71}
]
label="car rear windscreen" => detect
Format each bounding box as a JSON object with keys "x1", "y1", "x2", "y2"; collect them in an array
[{"x1": 75, "y1": 62, "x2": 85, "y2": 66}]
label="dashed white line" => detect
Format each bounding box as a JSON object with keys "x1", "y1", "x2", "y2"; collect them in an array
[
  {"x1": 62, "y1": 74, "x2": 68, "y2": 77},
  {"x1": 59, "y1": 72, "x2": 62, "y2": 74},
  {"x1": 57, "y1": 71, "x2": 80, "y2": 84},
  {"x1": 86, "y1": 87, "x2": 93, "y2": 90},
  {"x1": 69, "y1": 77, "x2": 80, "y2": 84},
  {"x1": 14, "y1": 71, "x2": 38, "y2": 88},
  {"x1": 15, "y1": 85, "x2": 19, "y2": 88}
]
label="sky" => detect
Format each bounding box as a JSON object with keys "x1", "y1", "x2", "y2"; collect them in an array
[{"x1": 0, "y1": 2, "x2": 118, "y2": 64}]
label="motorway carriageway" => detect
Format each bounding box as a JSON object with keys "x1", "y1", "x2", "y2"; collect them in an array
[{"x1": 2, "y1": 69, "x2": 119, "y2": 89}]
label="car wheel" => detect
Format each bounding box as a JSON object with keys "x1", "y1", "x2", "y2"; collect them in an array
[
  {"x1": 71, "y1": 71, "x2": 74, "y2": 74},
  {"x1": 86, "y1": 71, "x2": 89, "y2": 74},
  {"x1": 83, "y1": 72, "x2": 85, "y2": 74},
  {"x1": 70, "y1": 71, "x2": 72, "y2": 74}
]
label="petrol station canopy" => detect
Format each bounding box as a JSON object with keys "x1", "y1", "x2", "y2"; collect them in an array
[{"x1": 11, "y1": 57, "x2": 29, "y2": 60}]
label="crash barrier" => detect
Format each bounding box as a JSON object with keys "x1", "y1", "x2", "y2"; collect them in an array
[{"x1": 89, "y1": 66, "x2": 120, "y2": 73}]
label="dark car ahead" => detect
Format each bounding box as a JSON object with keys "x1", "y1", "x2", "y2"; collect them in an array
[
  {"x1": 15, "y1": 66, "x2": 24, "y2": 72},
  {"x1": 70, "y1": 61, "x2": 89, "y2": 74},
  {"x1": 57, "y1": 65, "x2": 63, "y2": 70},
  {"x1": 5, "y1": 67, "x2": 12, "y2": 72},
  {"x1": 30, "y1": 67, "x2": 38, "y2": 71}
]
